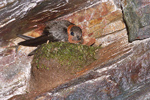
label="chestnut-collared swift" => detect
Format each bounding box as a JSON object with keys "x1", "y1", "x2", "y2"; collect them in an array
[{"x1": 17, "y1": 20, "x2": 83, "y2": 47}]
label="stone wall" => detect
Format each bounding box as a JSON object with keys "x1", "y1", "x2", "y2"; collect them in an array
[
  {"x1": 122, "y1": 0, "x2": 150, "y2": 42},
  {"x1": 0, "y1": 0, "x2": 150, "y2": 99}
]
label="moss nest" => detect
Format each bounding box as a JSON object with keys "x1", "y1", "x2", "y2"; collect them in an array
[{"x1": 33, "y1": 42, "x2": 101, "y2": 73}]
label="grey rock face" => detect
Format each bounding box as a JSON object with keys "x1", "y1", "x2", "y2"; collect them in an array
[{"x1": 122, "y1": 0, "x2": 150, "y2": 42}]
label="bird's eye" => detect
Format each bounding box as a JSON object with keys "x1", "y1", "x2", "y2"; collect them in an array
[{"x1": 70, "y1": 32, "x2": 74, "y2": 36}]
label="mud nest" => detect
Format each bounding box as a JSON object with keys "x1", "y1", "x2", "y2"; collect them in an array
[{"x1": 33, "y1": 42, "x2": 101, "y2": 72}]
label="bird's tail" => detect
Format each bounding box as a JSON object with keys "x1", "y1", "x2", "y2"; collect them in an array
[
  {"x1": 18, "y1": 35, "x2": 50, "y2": 47},
  {"x1": 17, "y1": 34, "x2": 35, "y2": 40}
]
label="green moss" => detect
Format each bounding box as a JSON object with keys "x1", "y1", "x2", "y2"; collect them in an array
[{"x1": 33, "y1": 42, "x2": 101, "y2": 71}]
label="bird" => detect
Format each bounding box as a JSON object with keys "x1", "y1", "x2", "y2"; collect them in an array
[{"x1": 17, "y1": 20, "x2": 83, "y2": 47}]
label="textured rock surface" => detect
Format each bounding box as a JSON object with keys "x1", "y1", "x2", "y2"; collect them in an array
[
  {"x1": 122, "y1": 0, "x2": 150, "y2": 42},
  {"x1": 0, "y1": 0, "x2": 149, "y2": 99},
  {"x1": 0, "y1": 47, "x2": 32, "y2": 99},
  {"x1": 0, "y1": 33, "x2": 37, "y2": 99}
]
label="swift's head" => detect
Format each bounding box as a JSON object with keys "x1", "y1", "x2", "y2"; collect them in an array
[{"x1": 67, "y1": 25, "x2": 83, "y2": 44}]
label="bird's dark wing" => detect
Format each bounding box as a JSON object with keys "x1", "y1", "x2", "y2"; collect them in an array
[{"x1": 18, "y1": 34, "x2": 59, "y2": 47}]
